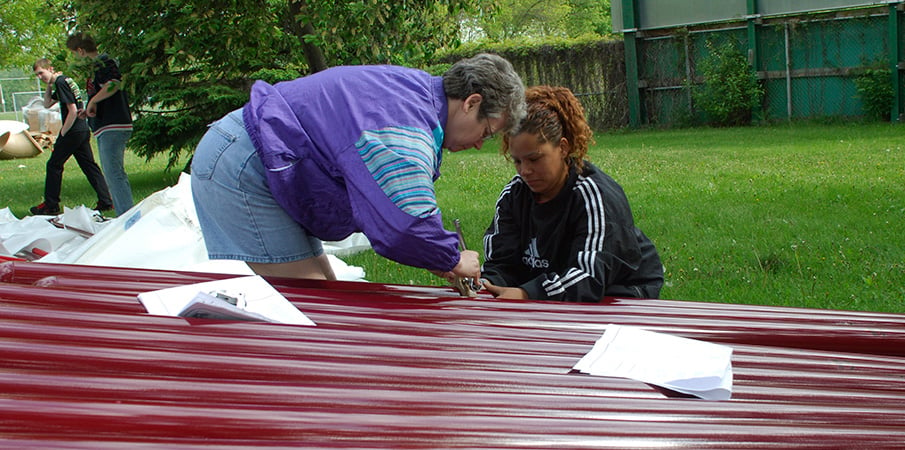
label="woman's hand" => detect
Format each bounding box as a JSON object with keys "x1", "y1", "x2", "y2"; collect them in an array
[
  {"x1": 451, "y1": 249, "x2": 481, "y2": 280},
  {"x1": 481, "y1": 279, "x2": 528, "y2": 299},
  {"x1": 431, "y1": 249, "x2": 481, "y2": 283}
]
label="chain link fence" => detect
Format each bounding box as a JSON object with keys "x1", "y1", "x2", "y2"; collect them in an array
[{"x1": 0, "y1": 77, "x2": 41, "y2": 116}]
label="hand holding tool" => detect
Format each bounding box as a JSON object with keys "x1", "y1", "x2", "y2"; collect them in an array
[{"x1": 452, "y1": 219, "x2": 482, "y2": 297}]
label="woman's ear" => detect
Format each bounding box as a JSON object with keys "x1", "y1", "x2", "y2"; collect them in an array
[
  {"x1": 558, "y1": 137, "x2": 571, "y2": 158},
  {"x1": 464, "y1": 93, "x2": 483, "y2": 112}
]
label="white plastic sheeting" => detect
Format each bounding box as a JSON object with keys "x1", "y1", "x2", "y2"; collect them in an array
[
  {"x1": 0, "y1": 173, "x2": 369, "y2": 280},
  {"x1": 0, "y1": 206, "x2": 99, "y2": 259}
]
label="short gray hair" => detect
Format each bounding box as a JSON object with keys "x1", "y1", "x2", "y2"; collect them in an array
[{"x1": 443, "y1": 53, "x2": 526, "y2": 134}]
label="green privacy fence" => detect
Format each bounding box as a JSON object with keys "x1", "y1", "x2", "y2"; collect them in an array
[{"x1": 616, "y1": 0, "x2": 905, "y2": 126}]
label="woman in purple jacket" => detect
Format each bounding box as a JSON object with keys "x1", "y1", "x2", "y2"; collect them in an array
[{"x1": 191, "y1": 54, "x2": 526, "y2": 281}]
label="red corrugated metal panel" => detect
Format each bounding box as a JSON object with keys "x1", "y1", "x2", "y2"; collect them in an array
[{"x1": 1, "y1": 261, "x2": 905, "y2": 448}]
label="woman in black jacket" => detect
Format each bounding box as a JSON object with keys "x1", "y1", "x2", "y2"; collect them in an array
[{"x1": 481, "y1": 86, "x2": 664, "y2": 302}]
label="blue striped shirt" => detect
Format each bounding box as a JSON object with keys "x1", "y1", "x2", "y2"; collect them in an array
[{"x1": 356, "y1": 126, "x2": 442, "y2": 218}]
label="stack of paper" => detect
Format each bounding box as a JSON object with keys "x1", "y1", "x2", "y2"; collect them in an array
[
  {"x1": 137, "y1": 275, "x2": 316, "y2": 326},
  {"x1": 573, "y1": 324, "x2": 733, "y2": 400}
]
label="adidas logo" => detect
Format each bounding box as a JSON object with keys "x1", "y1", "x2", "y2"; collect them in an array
[{"x1": 522, "y1": 238, "x2": 550, "y2": 269}]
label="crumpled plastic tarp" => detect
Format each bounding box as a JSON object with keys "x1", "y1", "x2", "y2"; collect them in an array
[{"x1": 0, "y1": 173, "x2": 369, "y2": 281}]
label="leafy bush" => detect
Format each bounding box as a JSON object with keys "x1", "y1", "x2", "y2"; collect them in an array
[
  {"x1": 693, "y1": 41, "x2": 764, "y2": 126},
  {"x1": 853, "y1": 66, "x2": 894, "y2": 121}
]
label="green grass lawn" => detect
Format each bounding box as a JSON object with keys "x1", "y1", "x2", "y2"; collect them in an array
[
  {"x1": 1, "y1": 121, "x2": 902, "y2": 313},
  {"x1": 599, "y1": 123, "x2": 904, "y2": 312}
]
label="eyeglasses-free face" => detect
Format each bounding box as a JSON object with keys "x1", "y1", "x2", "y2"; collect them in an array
[{"x1": 507, "y1": 133, "x2": 571, "y2": 204}]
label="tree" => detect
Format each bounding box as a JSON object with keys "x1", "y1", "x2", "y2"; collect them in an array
[
  {"x1": 0, "y1": 0, "x2": 72, "y2": 68},
  {"x1": 469, "y1": 0, "x2": 612, "y2": 41},
  {"x1": 69, "y1": 0, "x2": 489, "y2": 166},
  {"x1": 565, "y1": 0, "x2": 612, "y2": 37}
]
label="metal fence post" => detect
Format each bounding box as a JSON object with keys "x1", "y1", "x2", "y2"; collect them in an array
[
  {"x1": 747, "y1": 0, "x2": 760, "y2": 66},
  {"x1": 889, "y1": 4, "x2": 903, "y2": 122},
  {"x1": 622, "y1": 0, "x2": 643, "y2": 127},
  {"x1": 784, "y1": 22, "x2": 792, "y2": 120},
  {"x1": 747, "y1": 0, "x2": 762, "y2": 121}
]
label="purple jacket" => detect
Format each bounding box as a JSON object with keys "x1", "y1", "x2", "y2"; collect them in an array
[{"x1": 243, "y1": 65, "x2": 460, "y2": 272}]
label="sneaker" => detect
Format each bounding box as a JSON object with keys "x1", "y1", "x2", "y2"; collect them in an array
[
  {"x1": 30, "y1": 202, "x2": 61, "y2": 215},
  {"x1": 94, "y1": 202, "x2": 114, "y2": 212}
]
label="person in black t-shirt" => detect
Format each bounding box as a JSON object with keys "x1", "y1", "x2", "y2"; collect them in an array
[
  {"x1": 30, "y1": 58, "x2": 112, "y2": 216},
  {"x1": 67, "y1": 32, "x2": 134, "y2": 216},
  {"x1": 481, "y1": 86, "x2": 664, "y2": 302}
]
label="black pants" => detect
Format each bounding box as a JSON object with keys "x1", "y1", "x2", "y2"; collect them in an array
[{"x1": 44, "y1": 129, "x2": 112, "y2": 208}]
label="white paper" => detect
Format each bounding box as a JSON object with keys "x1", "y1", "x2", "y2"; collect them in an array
[
  {"x1": 574, "y1": 324, "x2": 733, "y2": 400},
  {"x1": 137, "y1": 275, "x2": 315, "y2": 326}
]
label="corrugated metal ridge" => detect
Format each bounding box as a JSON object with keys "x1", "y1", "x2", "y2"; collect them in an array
[{"x1": 1, "y1": 261, "x2": 905, "y2": 448}]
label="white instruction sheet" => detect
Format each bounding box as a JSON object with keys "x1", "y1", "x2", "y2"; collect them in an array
[
  {"x1": 573, "y1": 324, "x2": 732, "y2": 400},
  {"x1": 137, "y1": 275, "x2": 315, "y2": 326}
]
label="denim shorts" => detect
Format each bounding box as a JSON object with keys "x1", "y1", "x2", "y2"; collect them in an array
[{"x1": 190, "y1": 108, "x2": 324, "y2": 263}]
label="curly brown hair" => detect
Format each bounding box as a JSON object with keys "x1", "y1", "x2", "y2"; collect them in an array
[{"x1": 501, "y1": 85, "x2": 593, "y2": 170}]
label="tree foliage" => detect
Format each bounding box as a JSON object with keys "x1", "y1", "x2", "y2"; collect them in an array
[
  {"x1": 69, "y1": 0, "x2": 489, "y2": 166},
  {"x1": 0, "y1": 0, "x2": 73, "y2": 67},
  {"x1": 466, "y1": 0, "x2": 612, "y2": 41}
]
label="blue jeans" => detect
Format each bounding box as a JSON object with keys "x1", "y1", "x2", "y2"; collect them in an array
[
  {"x1": 190, "y1": 109, "x2": 324, "y2": 263},
  {"x1": 96, "y1": 129, "x2": 134, "y2": 215}
]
